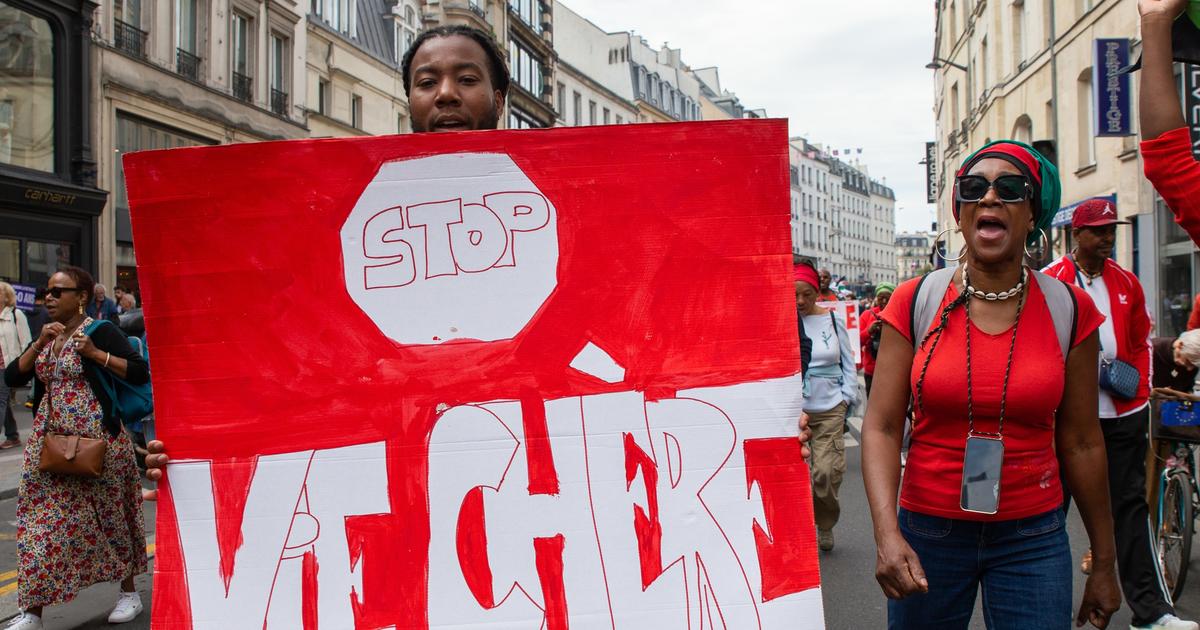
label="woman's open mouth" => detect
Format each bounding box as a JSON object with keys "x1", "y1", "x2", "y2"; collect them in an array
[{"x1": 975, "y1": 215, "x2": 1008, "y2": 241}]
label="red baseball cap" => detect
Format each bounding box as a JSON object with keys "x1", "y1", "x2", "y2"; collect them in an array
[{"x1": 1071, "y1": 198, "x2": 1130, "y2": 228}]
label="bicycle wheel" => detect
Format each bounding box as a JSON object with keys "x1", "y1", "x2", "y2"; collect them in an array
[{"x1": 1158, "y1": 472, "x2": 1194, "y2": 601}]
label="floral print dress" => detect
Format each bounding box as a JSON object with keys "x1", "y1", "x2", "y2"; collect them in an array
[{"x1": 18, "y1": 319, "x2": 147, "y2": 608}]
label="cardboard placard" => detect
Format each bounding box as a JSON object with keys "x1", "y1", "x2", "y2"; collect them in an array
[
  {"x1": 817, "y1": 301, "x2": 861, "y2": 364},
  {"x1": 125, "y1": 120, "x2": 824, "y2": 629}
]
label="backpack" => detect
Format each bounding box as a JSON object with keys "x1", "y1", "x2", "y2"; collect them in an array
[
  {"x1": 84, "y1": 320, "x2": 153, "y2": 427},
  {"x1": 909, "y1": 266, "x2": 1077, "y2": 359}
]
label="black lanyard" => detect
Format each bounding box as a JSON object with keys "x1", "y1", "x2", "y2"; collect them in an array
[{"x1": 964, "y1": 275, "x2": 1027, "y2": 440}]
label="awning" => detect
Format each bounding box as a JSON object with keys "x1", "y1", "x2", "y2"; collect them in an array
[{"x1": 1052, "y1": 193, "x2": 1117, "y2": 227}]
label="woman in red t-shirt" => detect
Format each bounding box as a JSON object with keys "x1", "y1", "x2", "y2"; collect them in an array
[
  {"x1": 859, "y1": 282, "x2": 894, "y2": 396},
  {"x1": 861, "y1": 141, "x2": 1121, "y2": 629}
]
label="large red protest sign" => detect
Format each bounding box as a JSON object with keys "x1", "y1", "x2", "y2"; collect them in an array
[{"x1": 125, "y1": 119, "x2": 822, "y2": 629}]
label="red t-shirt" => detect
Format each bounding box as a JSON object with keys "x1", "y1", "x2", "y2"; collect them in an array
[
  {"x1": 860, "y1": 306, "x2": 881, "y2": 376},
  {"x1": 880, "y1": 275, "x2": 1104, "y2": 521}
]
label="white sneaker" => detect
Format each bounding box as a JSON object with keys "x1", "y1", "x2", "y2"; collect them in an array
[
  {"x1": 4, "y1": 613, "x2": 42, "y2": 630},
  {"x1": 107, "y1": 591, "x2": 143, "y2": 623},
  {"x1": 1132, "y1": 614, "x2": 1200, "y2": 630}
]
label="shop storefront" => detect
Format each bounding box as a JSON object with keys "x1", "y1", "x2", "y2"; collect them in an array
[
  {"x1": 1156, "y1": 192, "x2": 1197, "y2": 338},
  {"x1": 0, "y1": 1, "x2": 106, "y2": 288}
]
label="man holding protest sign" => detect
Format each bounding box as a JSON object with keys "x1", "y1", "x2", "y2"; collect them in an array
[{"x1": 134, "y1": 25, "x2": 817, "y2": 630}]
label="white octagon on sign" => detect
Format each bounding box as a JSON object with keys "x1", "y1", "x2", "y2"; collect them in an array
[{"x1": 340, "y1": 153, "x2": 559, "y2": 345}]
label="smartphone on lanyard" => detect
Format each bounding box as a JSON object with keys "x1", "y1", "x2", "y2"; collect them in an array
[{"x1": 960, "y1": 435, "x2": 1004, "y2": 515}]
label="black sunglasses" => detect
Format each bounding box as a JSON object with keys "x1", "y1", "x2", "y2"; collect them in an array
[
  {"x1": 955, "y1": 174, "x2": 1033, "y2": 204},
  {"x1": 46, "y1": 287, "x2": 81, "y2": 299}
]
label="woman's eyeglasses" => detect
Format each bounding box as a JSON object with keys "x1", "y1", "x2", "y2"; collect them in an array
[
  {"x1": 955, "y1": 174, "x2": 1032, "y2": 204},
  {"x1": 46, "y1": 287, "x2": 81, "y2": 299}
]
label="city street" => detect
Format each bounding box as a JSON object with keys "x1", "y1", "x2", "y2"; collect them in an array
[{"x1": 0, "y1": 395, "x2": 1194, "y2": 628}]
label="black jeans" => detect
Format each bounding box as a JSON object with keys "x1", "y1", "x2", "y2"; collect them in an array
[
  {"x1": 0, "y1": 383, "x2": 15, "y2": 441},
  {"x1": 1062, "y1": 407, "x2": 1174, "y2": 625}
]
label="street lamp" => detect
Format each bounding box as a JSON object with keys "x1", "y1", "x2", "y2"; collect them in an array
[{"x1": 926, "y1": 58, "x2": 968, "y2": 72}]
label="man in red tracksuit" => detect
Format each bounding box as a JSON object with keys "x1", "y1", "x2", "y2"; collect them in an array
[{"x1": 1043, "y1": 198, "x2": 1194, "y2": 630}]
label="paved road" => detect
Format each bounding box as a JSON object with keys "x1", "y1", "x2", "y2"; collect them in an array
[
  {"x1": 822, "y1": 416, "x2": 1200, "y2": 629},
  {"x1": 0, "y1": 391, "x2": 1195, "y2": 628}
]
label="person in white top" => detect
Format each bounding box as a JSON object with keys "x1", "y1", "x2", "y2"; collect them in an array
[
  {"x1": 794, "y1": 262, "x2": 858, "y2": 552},
  {"x1": 1043, "y1": 198, "x2": 1196, "y2": 630},
  {"x1": 0, "y1": 283, "x2": 30, "y2": 450}
]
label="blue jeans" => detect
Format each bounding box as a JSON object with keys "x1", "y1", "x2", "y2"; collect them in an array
[{"x1": 888, "y1": 507, "x2": 1072, "y2": 630}]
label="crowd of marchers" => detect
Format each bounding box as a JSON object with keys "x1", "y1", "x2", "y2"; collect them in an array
[
  {"x1": 5, "y1": 0, "x2": 1200, "y2": 629},
  {"x1": 795, "y1": 0, "x2": 1200, "y2": 628}
]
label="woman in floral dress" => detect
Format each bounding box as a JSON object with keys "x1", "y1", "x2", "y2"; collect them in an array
[{"x1": 2, "y1": 267, "x2": 149, "y2": 629}]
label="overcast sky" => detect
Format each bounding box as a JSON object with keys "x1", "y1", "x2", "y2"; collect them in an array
[{"x1": 560, "y1": 0, "x2": 938, "y2": 233}]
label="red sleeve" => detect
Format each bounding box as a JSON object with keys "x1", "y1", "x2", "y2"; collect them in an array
[
  {"x1": 1068, "y1": 284, "x2": 1105, "y2": 349},
  {"x1": 859, "y1": 308, "x2": 875, "y2": 347},
  {"x1": 878, "y1": 278, "x2": 921, "y2": 345},
  {"x1": 1142, "y1": 127, "x2": 1200, "y2": 245},
  {"x1": 1188, "y1": 293, "x2": 1200, "y2": 331}
]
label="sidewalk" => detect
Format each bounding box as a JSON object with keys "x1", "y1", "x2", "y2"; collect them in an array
[{"x1": 0, "y1": 388, "x2": 35, "y2": 501}]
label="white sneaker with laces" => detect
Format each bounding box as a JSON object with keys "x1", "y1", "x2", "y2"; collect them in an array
[
  {"x1": 1132, "y1": 614, "x2": 1200, "y2": 630},
  {"x1": 4, "y1": 613, "x2": 42, "y2": 630},
  {"x1": 107, "y1": 591, "x2": 143, "y2": 624}
]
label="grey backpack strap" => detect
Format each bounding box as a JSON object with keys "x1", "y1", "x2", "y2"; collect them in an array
[
  {"x1": 911, "y1": 267, "x2": 957, "y2": 350},
  {"x1": 1031, "y1": 270, "x2": 1078, "y2": 360}
]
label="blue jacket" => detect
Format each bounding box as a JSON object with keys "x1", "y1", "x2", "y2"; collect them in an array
[{"x1": 86, "y1": 296, "x2": 119, "y2": 321}]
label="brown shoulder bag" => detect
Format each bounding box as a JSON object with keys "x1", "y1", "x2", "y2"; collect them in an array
[{"x1": 38, "y1": 382, "x2": 106, "y2": 478}]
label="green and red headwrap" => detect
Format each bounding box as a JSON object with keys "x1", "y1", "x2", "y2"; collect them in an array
[{"x1": 954, "y1": 140, "x2": 1061, "y2": 246}]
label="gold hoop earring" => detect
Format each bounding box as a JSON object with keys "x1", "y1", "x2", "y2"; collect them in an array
[
  {"x1": 1024, "y1": 229, "x2": 1050, "y2": 260},
  {"x1": 932, "y1": 227, "x2": 966, "y2": 262}
]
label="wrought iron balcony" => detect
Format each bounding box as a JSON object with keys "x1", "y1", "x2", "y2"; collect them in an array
[
  {"x1": 113, "y1": 19, "x2": 147, "y2": 58},
  {"x1": 468, "y1": 0, "x2": 486, "y2": 17},
  {"x1": 232, "y1": 72, "x2": 252, "y2": 102},
  {"x1": 270, "y1": 88, "x2": 288, "y2": 116},
  {"x1": 176, "y1": 48, "x2": 201, "y2": 81}
]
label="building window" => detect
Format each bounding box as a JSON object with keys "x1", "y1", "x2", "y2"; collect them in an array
[
  {"x1": 948, "y1": 1, "x2": 957, "y2": 45},
  {"x1": 1012, "y1": 114, "x2": 1032, "y2": 143},
  {"x1": 603, "y1": 107, "x2": 610, "y2": 125},
  {"x1": 113, "y1": 0, "x2": 147, "y2": 58},
  {"x1": 556, "y1": 81, "x2": 565, "y2": 116},
  {"x1": 231, "y1": 12, "x2": 252, "y2": 102},
  {"x1": 508, "y1": 107, "x2": 543, "y2": 129},
  {"x1": 176, "y1": 0, "x2": 198, "y2": 55},
  {"x1": 950, "y1": 82, "x2": 960, "y2": 127},
  {"x1": 572, "y1": 91, "x2": 581, "y2": 126},
  {"x1": 0, "y1": 4, "x2": 54, "y2": 173},
  {"x1": 1012, "y1": 1, "x2": 1026, "y2": 72},
  {"x1": 318, "y1": 78, "x2": 330, "y2": 115},
  {"x1": 508, "y1": 38, "x2": 542, "y2": 96},
  {"x1": 615, "y1": 114, "x2": 623, "y2": 124},
  {"x1": 174, "y1": 0, "x2": 202, "y2": 80},
  {"x1": 395, "y1": 4, "x2": 417, "y2": 63},
  {"x1": 351, "y1": 94, "x2": 362, "y2": 129},
  {"x1": 113, "y1": 114, "x2": 213, "y2": 244},
  {"x1": 269, "y1": 34, "x2": 288, "y2": 116},
  {"x1": 315, "y1": 0, "x2": 356, "y2": 35},
  {"x1": 508, "y1": 0, "x2": 542, "y2": 33},
  {"x1": 588, "y1": 100, "x2": 595, "y2": 125},
  {"x1": 980, "y1": 36, "x2": 988, "y2": 96},
  {"x1": 1077, "y1": 69, "x2": 1095, "y2": 166}
]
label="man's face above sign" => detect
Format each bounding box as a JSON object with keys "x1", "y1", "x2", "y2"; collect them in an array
[{"x1": 408, "y1": 35, "x2": 505, "y2": 133}]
